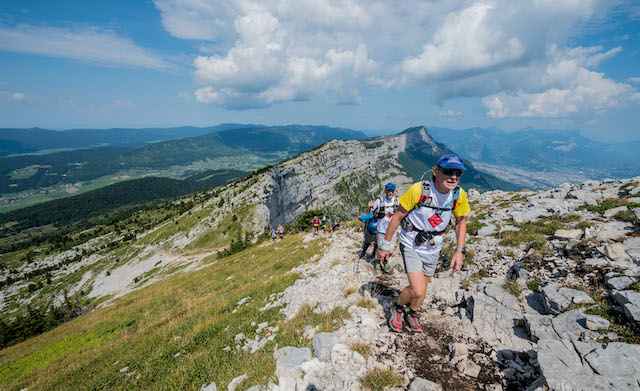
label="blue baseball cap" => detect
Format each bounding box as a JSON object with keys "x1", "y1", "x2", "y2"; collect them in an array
[
  {"x1": 437, "y1": 154, "x2": 466, "y2": 171},
  {"x1": 385, "y1": 182, "x2": 396, "y2": 191}
]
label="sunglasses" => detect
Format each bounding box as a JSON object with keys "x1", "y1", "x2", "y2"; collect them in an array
[{"x1": 440, "y1": 168, "x2": 463, "y2": 177}]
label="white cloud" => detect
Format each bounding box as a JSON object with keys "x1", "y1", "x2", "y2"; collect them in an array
[
  {"x1": 0, "y1": 25, "x2": 172, "y2": 70},
  {"x1": 483, "y1": 67, "x2": 639, "y2": 118},
  {"x1": 628, "y1": 77, "x2": 640, "y2": 84},
  {"x1": 153, "y1": 0, "x2": 636, "y2": 116},
  {"x1": 439, "y1": 109, "x2": 462, "y2": 117},
  {"x1": 190, "y1": 7, "x2": 377, "y2": 109},
  {"x1": 0, "y1": 89, "x2": 28, "y2": 101}
]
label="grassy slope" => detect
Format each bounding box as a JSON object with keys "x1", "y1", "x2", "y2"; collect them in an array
[{"x1": 0, "y1": 234, "x2": 348, "y2": 391}]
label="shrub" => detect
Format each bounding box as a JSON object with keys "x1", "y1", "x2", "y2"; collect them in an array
[
  {"x1": 291, "y1": 209, "x2": 324, "y2": 232},
  {"x1": 527, "y1": 279, "x2": 541, "y2": 292}
]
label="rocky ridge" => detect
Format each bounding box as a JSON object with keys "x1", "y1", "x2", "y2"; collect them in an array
[{"x1": 201, "y1": 176, "x2": 639, "y2": 391}]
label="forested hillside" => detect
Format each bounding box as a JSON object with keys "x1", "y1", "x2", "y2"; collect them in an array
[
  {"x1": 0, "y1": 169, "x2": 246, "y2": 239},
  {"x1": 0, "y1": 125, "x2": 365, "y2": 194}
]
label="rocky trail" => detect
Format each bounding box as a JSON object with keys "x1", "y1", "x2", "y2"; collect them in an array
[{"x1": 209, "y1": 177, "x2": 640, "y2": 391}]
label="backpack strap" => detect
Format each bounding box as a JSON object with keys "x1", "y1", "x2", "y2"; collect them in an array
[
  {"x1": 374, "y1": 196, "x2": 386, "y2": 219},
  {"x1": 417, "y1": 182, "x2": 461, "y2": 212}
]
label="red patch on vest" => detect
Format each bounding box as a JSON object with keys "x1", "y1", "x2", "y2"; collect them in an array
[{"x1": 428, "y1": 213, "x2": 443, "y2": 228}]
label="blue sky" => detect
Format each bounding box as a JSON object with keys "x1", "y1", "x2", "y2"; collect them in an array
[{"x1": 0, "y1": 0, "x2": 639, "y2": 143}]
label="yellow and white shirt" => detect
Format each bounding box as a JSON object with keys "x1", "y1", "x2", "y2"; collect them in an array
[{"x1": 398, "y1": 180, "x2": 470, "y2": 254}]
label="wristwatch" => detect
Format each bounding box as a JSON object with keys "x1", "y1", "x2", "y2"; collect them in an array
[{"x1": 455, "y1": 247, "x2": 466, "y2": 254}]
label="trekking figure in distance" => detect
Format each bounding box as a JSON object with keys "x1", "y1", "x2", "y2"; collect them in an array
[
  {"x1": 332, "y1": 216, "x2": 341, "y2": 232},
  {"x1": 270, "y1": 227, "x2": 277, "y2": 242},
  {"x1": 358, "y1": 206, "x2": 378, "y2": 259},
  {"x1": 372, "y1": 182, "x2": 399, "y2": 273},
  {"x1": 312, "y1": 216, "x2": 320, "y2": 236},
  {"x1": 378, "y1": 154, "x2": 470, "y2": 333},
  {"x1": 277, "y1": 224, "x2": 284, "y2": 239}
]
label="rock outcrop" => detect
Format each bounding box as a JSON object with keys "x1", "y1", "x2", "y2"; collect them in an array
[{"x1": 231, "y1": 176, "x2": 640, "y2": 391}]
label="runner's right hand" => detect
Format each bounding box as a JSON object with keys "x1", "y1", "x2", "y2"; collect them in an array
[{"x1": 377, "y1": 248, "x2": 389, "y2": 262}]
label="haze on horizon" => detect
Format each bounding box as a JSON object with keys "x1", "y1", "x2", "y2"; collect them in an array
[{"x1": 0, "y1": 0, "x2": 639, "y2": 143}]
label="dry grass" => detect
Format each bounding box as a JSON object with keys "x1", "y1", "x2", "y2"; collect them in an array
[
  {"x1": 350, "y1": 342, "x2": 372, "y2": 358},
  {"x1": 344, "y1": 286, "x2": 358, "y2": 298},
  {"x1": 357, "y1": 297, "x2": 377, "y2": 310}
]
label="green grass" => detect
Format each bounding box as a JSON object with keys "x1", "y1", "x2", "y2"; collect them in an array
[
  {"x1": 497, "y1": 215, "x2": 567, "y2": 251},
  {"x1": 0, "y1": 234, "x2": 336, "y2": 390},
  {"x1": 466, "y1": 212, "x2": 487, "y2": 236},
  {"x1": 527, "y1": 279, "x2": 541, "y2": 292},
  {"x1": 585, "y1": 304, "x2": 640, "y2": 344},
  {"x1": 503, "y1": 280, "x2": 521, "y2": 297},
  {"x1": 471, "y1": 268, "x2": 488, "y2": 283},
  {"x1": 350, "y1": 342, "x2": 372, "y2": 358},
  {"x1": 577, "y1": 198, "x2": 640, "y2": 215},
  {"x1": 360, "y1": 368, "x2": 404, "y2": 391}
]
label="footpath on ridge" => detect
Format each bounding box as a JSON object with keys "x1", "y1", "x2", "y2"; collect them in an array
[{"x1": 206, "y1": 177, "x2": 640, "y2": 391}]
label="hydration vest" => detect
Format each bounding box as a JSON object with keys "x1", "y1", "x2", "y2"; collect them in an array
[
  {"x1": 400, "y1": 181, "x2": 461, "y2": 248},
  {"x1": 374, "y1": 196, "x2": 399, "y2": 220}
]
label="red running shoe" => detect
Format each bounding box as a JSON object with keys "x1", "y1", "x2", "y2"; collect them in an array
[
  {"x1": 389, "y1": 304, "x2": 404, "y2": 332},
  {"x1": 404, "y1": 309, "x2": 423, "y2": 333}
]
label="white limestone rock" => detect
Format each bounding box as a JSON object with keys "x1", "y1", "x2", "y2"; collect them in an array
[
  {"x1": 275, "y1": 347, "x2": 312, "y2": 379},
  {"x1": 553, "y1": 229, "x2": 583, "y2": 241},
  {"x1": 595, "y1": 221, "x2": 633, "y2": 241},
  {"x1": 526, "y1": 309, "x2": 599, "y2": 342},
  {"x1": 227, "y1": 374, "x2": 247, "y2": 391},
  {"x1": 541, "y1": 282, "x2": 594, "y2": 315},
  {"x1": 603, "y1": 206, "x2": 629, "y2": 219},
  {"x1": 613, "y1": 290, "x2": 640, "y2": 322},
  {"x1": 624, "y1": 236, "x2": 640, "y2": 249},
  {"x1": 456, "y1": 358, "x2": 481, "y2": 378},
  {"x1": 584, "y1": 314, "x2": 610, "y2": 331},
  {"x1": 409, "y1": 378, "x2": 442, "y2": 391},
  {"x1": 537, "y1": 339, "x2": 640, "y2": 391},
  {"x1": 467, "y1": 283, "x2": 534, "y2": 351},
  {"x1": 312, "y1": 332, "x2": 338, "y2": 362},
  {"x1": 602, "y1": 242, "x2": 631, "y2": 262},
  {"x1": 605, "y1": 276, "x2": 637, "y2": 291},
  {"x1": 200, "y1": 382, "x2": 218, "y2": 391},
  {"x1": 477, "y1": 225, "x2": 497, "y2": 237}
]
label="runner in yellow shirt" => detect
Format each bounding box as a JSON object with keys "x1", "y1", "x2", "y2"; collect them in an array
[{"x1": 378, "y1": 154, "x2": 470, "y2": 333}]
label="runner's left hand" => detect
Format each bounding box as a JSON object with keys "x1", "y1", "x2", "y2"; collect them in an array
[{"x1": 450, "y1": 251, "x2": 464, "y2": 272}]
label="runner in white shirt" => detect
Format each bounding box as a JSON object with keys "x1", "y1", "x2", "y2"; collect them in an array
[{"x1": 372, "y1": 182, "x2": 399, "y2": 273}]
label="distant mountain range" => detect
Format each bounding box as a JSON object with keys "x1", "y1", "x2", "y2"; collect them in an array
[
  {"x1": 426, "y1": 126, "x2": 640, "y2": 179},
  {"x1": 0, "y1": 124, "x2": 261, "y2": 157},
  {"x1": 0, "y1": 125, "x2": 366, "y2": 194},
  {"x1": 396, "y1": 127, "x2": 519, "y2": 192}
]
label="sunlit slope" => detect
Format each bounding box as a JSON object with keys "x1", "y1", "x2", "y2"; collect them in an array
[{"x1": 0, "y1": 234, "x2": 339, "y2": 390}]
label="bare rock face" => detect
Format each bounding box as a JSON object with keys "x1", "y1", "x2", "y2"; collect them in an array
[
  {"x1": 537, "y1": 339, "x2": 640, "y2": 391},
  {"x1": 541, "y1": 283, "x2": 594, "y2": 315},
  {"x1": 259, "y1": 132, "x2": 416, "y2": 225}
]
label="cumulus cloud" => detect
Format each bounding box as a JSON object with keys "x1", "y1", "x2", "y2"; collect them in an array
[
  {"x1": 483, "y1": 67, "x2": 639, "y2": 118},
  {"x1": 154, "y1": 0, "x2": 636, "y2": 116},
  {"x1": 190, "y1": 7, "x2": 376, "y2": 109},
  {"x1": 0, "y1": 25, "x2": 172, "y2": 70}
]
